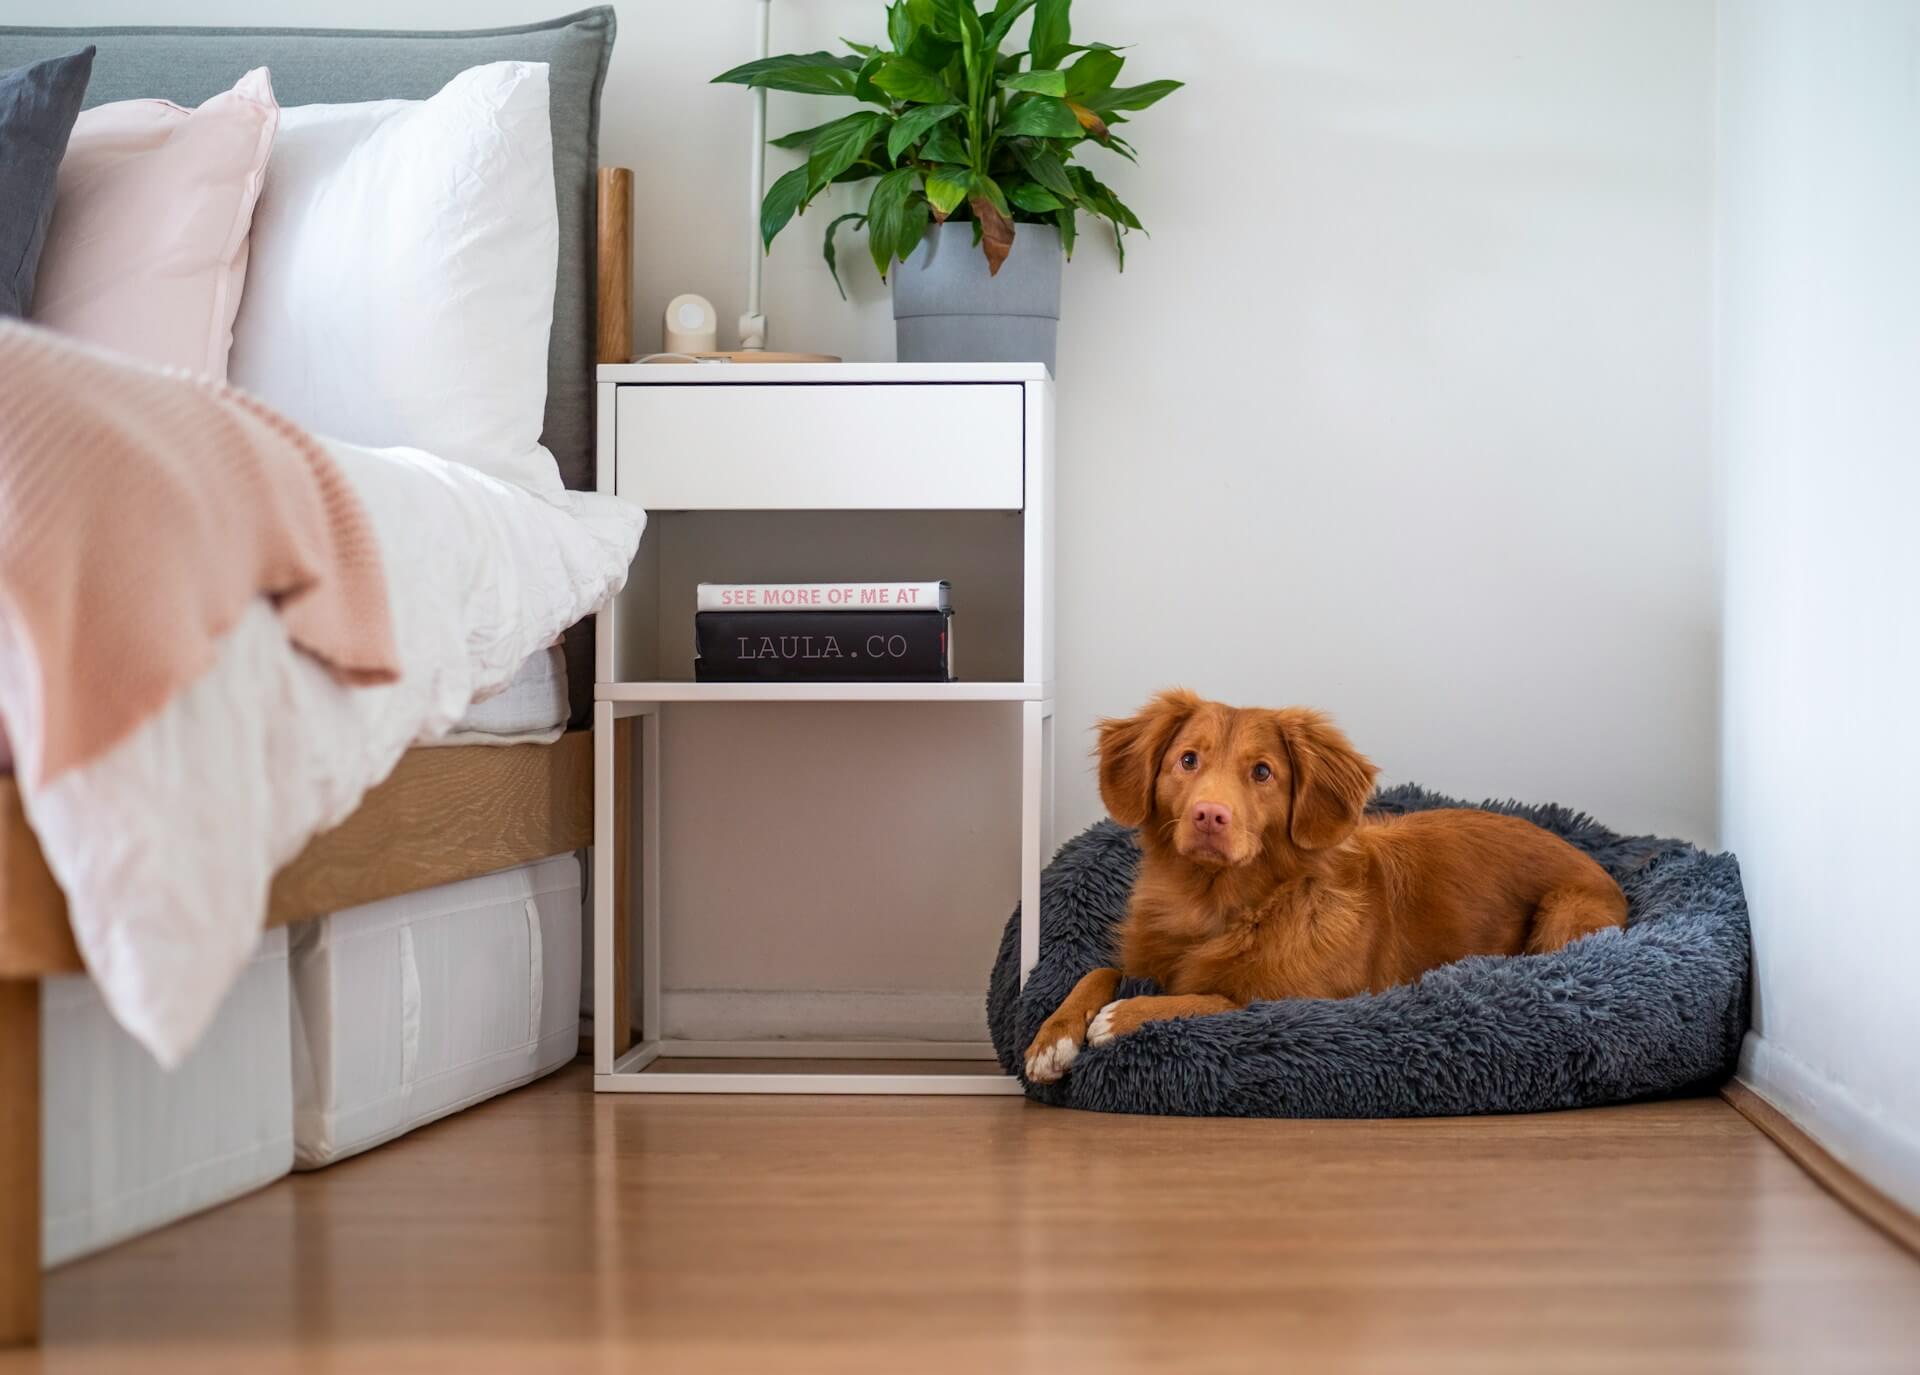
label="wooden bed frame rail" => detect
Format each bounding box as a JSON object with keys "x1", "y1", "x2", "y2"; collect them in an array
[{"x1": 0, "y1": 732, "x2": 594, "y2": 1343}]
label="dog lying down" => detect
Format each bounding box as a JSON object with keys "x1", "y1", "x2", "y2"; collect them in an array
[{"x1": 1025, "y1": 691, "x2": 1628, "y2": 1084}]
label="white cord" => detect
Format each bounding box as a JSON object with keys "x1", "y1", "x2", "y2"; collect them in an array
[{"x1": 739, "y1": 0, "x2": 772, "y2": 352}]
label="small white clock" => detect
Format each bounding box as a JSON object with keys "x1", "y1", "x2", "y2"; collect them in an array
[{"x1": 663, "y1": 294, "x2": 719, "y2": 354}]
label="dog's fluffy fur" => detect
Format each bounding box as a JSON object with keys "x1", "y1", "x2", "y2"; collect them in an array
[{"x1": 1024, "y1": 691, "x2": 1628, "y2": 1084}]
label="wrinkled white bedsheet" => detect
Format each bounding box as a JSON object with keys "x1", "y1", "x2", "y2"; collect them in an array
[{"x1": 3, "y1": 441, "x2": 642, "y2": 1066}]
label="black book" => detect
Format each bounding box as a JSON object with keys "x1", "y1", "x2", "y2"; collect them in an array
[{"x1": 694, "y1": 610, "x2": 953, "y2": 682}]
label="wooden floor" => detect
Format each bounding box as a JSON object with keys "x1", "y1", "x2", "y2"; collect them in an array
[{"x1": 10, "y1": 1063, "x2": 1919, "y2": 1374}]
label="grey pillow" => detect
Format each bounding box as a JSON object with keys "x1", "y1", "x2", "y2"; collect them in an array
[{"x1": 0, "y1": 45, "x2": 93, "y2": 318}]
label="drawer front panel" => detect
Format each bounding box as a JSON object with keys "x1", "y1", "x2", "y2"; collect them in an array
[{"x1": 615, "y1": 383, "x2": 1024, "y2": 510}]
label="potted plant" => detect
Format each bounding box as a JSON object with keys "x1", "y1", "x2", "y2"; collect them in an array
[{"x1": 714, "y1": 0, "x2": 1179, "y2": 372}]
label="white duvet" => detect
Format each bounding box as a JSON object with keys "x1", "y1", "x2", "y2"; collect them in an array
[{"x1": 5, "y1": 441, "x2": 643, "y2": 1067}]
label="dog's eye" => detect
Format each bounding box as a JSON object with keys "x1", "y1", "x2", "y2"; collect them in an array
[
  {"x1": 1179, "y1": 751, "x2": 1199, "y2": 770},
  {"x1": 1252, "y1": 762, "x2": 1273, "y2": 783}
]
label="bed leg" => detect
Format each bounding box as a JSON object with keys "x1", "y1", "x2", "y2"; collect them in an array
[{"x1": 0, "y1": 978, "x2": 40, "y2": 1346}]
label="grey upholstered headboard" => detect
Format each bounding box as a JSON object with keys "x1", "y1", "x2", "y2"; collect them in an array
[{"x1": 0, "y1": 7, "x2": 617, "y2": 726}]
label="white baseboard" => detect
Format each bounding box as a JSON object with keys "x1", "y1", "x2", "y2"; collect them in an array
[
  {"x1": 1737, "y1": 1031, "x2": 1920, "y2": 1218},
  {"x1": 660, "y1": 989, "x2": 990, "y2": 1045}
]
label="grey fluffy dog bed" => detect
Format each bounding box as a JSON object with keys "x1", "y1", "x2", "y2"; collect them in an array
[{"x1": 986, "y1": 785, "x2": 1750, "y2": 1117}]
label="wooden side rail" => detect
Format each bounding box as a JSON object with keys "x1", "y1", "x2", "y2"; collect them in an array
[
  {"x1": 0, "y1": 732, "x2": 593, "y2": 1344},
  {"x1": 0, "y1": 733, "x2": 592, "y2": 979}
]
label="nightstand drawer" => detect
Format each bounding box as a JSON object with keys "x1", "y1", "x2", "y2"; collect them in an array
[{"x1": 615, "y1": 383, "x2": 1024, "y2": 510}]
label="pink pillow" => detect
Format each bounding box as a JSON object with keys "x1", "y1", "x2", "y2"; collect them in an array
[{"x1": 32, "y1": 68, "x2": 277, "y2": 380}]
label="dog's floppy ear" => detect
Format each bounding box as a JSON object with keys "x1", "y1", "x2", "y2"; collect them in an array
[
  {"x1": 1276, "y1": 709, "x2": 1378, "y2": 850},
  {"x1": 1096, "y1": 689, "x2": 1200, "y2": 828}
]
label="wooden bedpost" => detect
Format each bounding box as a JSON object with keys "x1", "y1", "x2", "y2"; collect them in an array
[
  {"x1": 0, "y1": 977, "x2": 39, "y2": 1346},
  {"x1": 597, "y1": 167, "x2": 634, "y2": 366}
]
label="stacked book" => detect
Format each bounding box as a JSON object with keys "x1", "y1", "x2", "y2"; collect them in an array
[{"x1": 693, "y1": 581, "x2": 954, "y2": 682}]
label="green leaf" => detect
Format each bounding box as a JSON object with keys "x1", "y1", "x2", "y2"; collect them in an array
[
  {"x1": 1008, "y1": 180, "x2": 1064, "y2": 213},
  {"x1": 1073, "y1": 171, "x2": 1142, "y2": 230},
  {"x1": 1001, "y1": 69, "x2": 1067, "y2": 96},
  {"x1": 905, "y1": 27, "x2": 959, "y2": 71},
  {"x1": 712, "y1": 51, "x2": 860, "y2": 97},
  {"x1": 865, "y1": 167, "x2": 918, "y2": 281},
  {"x1": 983, "y1": 0, "x2": 1040, "y2": 52},
  {"x1": 924, "y1": 166, "x2": 973, "y2": 218},
  {"x1": 886, "y1": 102, "x2": 963, "y2": 160},
  {"x1": 768, "y1": 117, "x2": 844, "y2": 151},
  {"x1": 897, "y1": 194, "x2": 931, "y2": 262},
  {"x1": 1030, "y1": 0, "x2": 1071, "y2": 69},
  {"x1": 919, "y1": 123, "x2": 970, "y2": 164},
  {"x1": 888, "y1": 2, "x2": 914, "y2": 54},
  {"x1": 822, "y1": 210, "x2": 868, "y2": 299},
  {"x1": 1054, "y1": 205, "x2": 1076, "y2": 258},
  {"x1": 1092, "y1": 79, "x2": 1183, "y2": 113},
  {"x1": 872, "y1": 56, "x2": 952, "y2": 105},
  {"x1": 951, "y1": 1, "x2": 986, "y2": 97},
  {"x1": 1065, "y1": 47, "x2": 1123, "y2": 100},
  {"x1": 760, "y1": 165, "x2": 811, "y2": 250},
  {"x1": 843, "y1": 38, "x2": 884, "y2": 59},
  {"x1": 1067, "y1": 165, "x2": 1143, "y2": 267},
  {"x1": 806, "y1": 112, "x2": 888, "y2": 196},
  {"x1": 1103, "y1": 190, "x2": 1144, "y2": 231},
  {"x1": 854, "y1": 54, "x2": 888, "y2": 106},
  {"x1": 997, "y1": 96, "x2": 1081, "y2": 139},
  {"x1": 906, "y1": 0, "x2": 941, "y2": 32},
  {"x1": 1016, "y1": 144, "x2": 1076, "y2": 201}
]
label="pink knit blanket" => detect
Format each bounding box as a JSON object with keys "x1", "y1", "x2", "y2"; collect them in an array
[{"x1": 0, "y1": 321, "x2": 399, "y2": 786}]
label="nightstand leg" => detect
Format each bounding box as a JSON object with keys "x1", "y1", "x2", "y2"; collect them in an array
[
  {"x1": 594, "y1": 703, "x2": 616, "y2": 1073},
  {"x1": 638, "y1": 707, "x2": 662, "y2": 1047},
  {"x1": 611, "y1": 717, "x2": 634, "y2": 1058},
  {"x1": 1020, "y1": 701, "x2": 1045, "y2": 986}
]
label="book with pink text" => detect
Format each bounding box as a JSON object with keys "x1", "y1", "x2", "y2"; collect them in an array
[{"x1": 696, "y1": 581, "x2": 951, "y2": 613}]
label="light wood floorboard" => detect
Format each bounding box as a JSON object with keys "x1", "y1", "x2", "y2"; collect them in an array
[{"x1": 9, "y1": 1062, "x2": 1919, "y2": 1374}]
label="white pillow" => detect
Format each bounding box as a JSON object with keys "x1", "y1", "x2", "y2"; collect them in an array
[{"x1": 229, "y1": 62, "x2": 561, "y2": 496}]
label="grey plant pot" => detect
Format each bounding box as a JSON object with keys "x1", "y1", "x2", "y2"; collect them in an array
[{"x1": 891, "y1": 221, "x2": 1062, "y2": 374}]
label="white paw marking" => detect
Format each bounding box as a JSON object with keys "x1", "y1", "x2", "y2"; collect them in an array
[
  {"x1": 1087, "y1": 1001, "x2": 1125, "y2": 1046},
  {"x1": 1025, "y1": 1034, "x2": 1081, "y2": 1084}
]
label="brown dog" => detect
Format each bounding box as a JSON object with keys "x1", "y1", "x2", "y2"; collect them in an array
[{"x1": 1024, "y1": 690, "x2": 1628, "y2": 1083}]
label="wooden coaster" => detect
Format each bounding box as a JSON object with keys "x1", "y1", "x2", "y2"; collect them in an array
[{"x1": 636, "y1": 350, "x2": 842, "y2": 364}]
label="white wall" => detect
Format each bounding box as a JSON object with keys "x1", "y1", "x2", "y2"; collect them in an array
[
  {"x1": 33, "y1": 1, "x2": 1719, "y2": 1033},
  {"x1": 1717, "y1": 0, "x2": 1920, "y2": 1212}
]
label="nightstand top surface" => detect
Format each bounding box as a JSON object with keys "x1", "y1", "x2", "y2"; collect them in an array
[{"x1": 597, "y1": 360, "x2": 1051, "y2": 384}]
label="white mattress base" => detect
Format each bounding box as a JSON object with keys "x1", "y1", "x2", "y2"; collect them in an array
[
  {"x1": 42, "y1": 929, "x2": 292, "y2": 1267},
  {"x1": 311, "y1": 1022, "x2": 579, "y2": 1160},
  {"x1": 290, "y1": 854, "x2": 582, "y2": 1169}
]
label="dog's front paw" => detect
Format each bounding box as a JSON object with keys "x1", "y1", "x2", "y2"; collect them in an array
[
  {"x1": 1024, "y1": 1029, "x2": 1083, "y2": 1085},
  {"x1": 1087, "y1": 998, "x2": 1145, "y2": 1047}
]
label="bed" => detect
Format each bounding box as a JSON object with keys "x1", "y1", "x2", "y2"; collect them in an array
[{"x1": 0, "y1": 9, "x2": 631, "y2": 1344}]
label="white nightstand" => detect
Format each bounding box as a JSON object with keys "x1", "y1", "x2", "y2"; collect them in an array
[{"x1": 591, "y1": 363, "x2": 1054, "y2": 1094}]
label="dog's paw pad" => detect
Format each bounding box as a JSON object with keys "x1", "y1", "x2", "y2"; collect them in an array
[
  {"x1": 1087, "y1": 1001, "x2": 1125, "y2": 1046},
  {"x1": 1025, "y1": 1034, "x2": 1080, "y2": 1084}
]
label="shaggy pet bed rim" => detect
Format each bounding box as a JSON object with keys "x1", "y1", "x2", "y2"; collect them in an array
[{"x1": 985, "y1": 785, "x2": 1751, "y2": 1119}]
